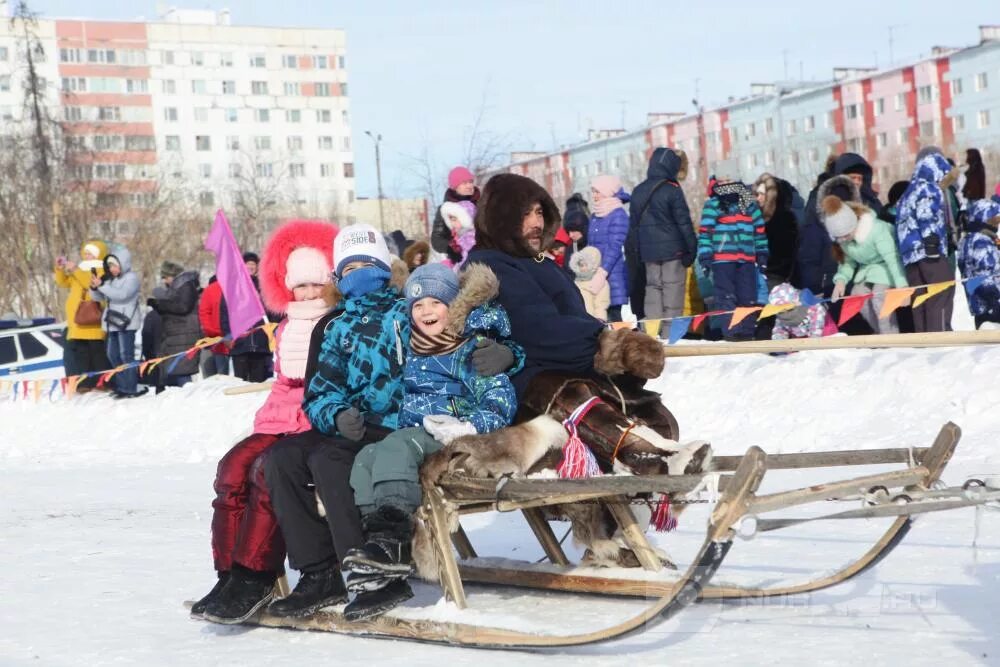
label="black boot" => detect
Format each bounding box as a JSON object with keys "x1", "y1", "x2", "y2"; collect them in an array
[
  {"x1": 202, "y1": 565, "x2": 276, "y2": 625},
  {"x1": 266, "y1": 565, "x2": 348, "y2": 618},
  {"x1": 345, "y1": 569, "x2": 403, "y2": 594},
  {"x1": 190, "y1": 571, "x2": 229, "y2": 618},
  {"x1": 342, "y1": 506, "x2": 414, "y2": 576},
  {"x1": 343, "y1": 579, "x2": 414, "y2": 622}
]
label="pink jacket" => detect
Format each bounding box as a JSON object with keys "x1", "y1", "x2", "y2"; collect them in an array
[{"x1": 252, "y1": 322, "x2": 311, "y2": 435}]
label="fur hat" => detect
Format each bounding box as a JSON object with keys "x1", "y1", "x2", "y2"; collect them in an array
[
  {"x1": 260, "y1": 219, "x2": 338, "y2": 314},
  {"x1": 816, "y1": 175, "x2": 861, "y2": 211},
  {"x1": 160, "y1": 260, "x2": 183, "y2": 278},
  {"x1": 333, "y1": 223, "x2": 392, "y2": 277},
  {"x1": 405, "y1": 262, "x2": 460, "y2": 310},
  {"x1": 439, "y1": 201, "x2": 476, "y2": 231},
  {"x1": 820, "y1": 195, "x2": 859, "y2": 240},
  {"x1": 569, "y1": 245, "x2": 602, "y2": 280},
  {"x1": 402, "y1": 240, "x2": 430, "y2": 271},
  {"x1": 448, "y1": 166, "x2": 475, "y2": 190},
  {"x1": 474, "y1": 173, "x2": 561, "y2": 258}
]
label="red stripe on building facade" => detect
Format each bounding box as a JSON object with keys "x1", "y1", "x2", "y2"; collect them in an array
[{"x1": 936, "y1": 58, "x2": 954, "y2": 149}]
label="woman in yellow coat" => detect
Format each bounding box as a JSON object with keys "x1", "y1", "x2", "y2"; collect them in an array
[{"x1": 54, "y1": 240, "x2": 110, "y2": 386}]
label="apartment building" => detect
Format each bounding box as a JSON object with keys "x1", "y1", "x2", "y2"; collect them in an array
[
  {"x1": 486, "y1": 26, "x2": 1000, "y2": 207},
  {"x1": 0, "y1": 8, "x2": 353, "y2": 235}
]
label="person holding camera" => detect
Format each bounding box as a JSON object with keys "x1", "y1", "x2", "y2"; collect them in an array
[
  {"x1": 90, "y1": 244, "x2": 147, "y2": 398},
  {"x1": 54, "y1": 240, "x2": 110, "y2": 388}
]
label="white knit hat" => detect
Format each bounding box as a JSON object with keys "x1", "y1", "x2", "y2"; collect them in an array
[
  {"x1": 820, "y1": 196, "x2": 859, "y2": 240},
  {"x1": 284, "y1": 246, "x2": 332, "y2": 289},
  {"x1": 333, "y1": 223, "x2": 392, "y2": 276}
]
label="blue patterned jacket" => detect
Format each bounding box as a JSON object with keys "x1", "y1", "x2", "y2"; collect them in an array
[
  {"x1": 304, "y1": 283, "x2": 410, "y2": 435},
  {"x1": 896, "y1": 153, "x2": 953, "y2": 266},
  {"x1": 398, "y1": 264, "x2": 522, "y2": 434},
  {"x1": 959, "y1": 200, "x2": 1000, "y2": 317}
]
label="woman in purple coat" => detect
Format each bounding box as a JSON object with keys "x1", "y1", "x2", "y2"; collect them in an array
[{"x1": 580, "y1": 175, "x2": 631, "y2": 322}]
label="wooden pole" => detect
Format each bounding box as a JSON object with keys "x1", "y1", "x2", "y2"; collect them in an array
[
  {"x1": 662, "y1": 330, "x2": 1000, "y2": 358},
  {"x1": 223, "y1": 381, "x2": 274, "y2": 395}
]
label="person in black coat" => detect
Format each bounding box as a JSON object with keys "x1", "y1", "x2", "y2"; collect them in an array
[
  {"x1": 562, "y1": 206, "x2": 589, "y2": 267},
  {"x1": 832, "y1": 153, "x2": 884, "y2": 218},
  {"x1": 430, "y1": 166, "x2": 480, "y2": 264},
  {"x1": 754, "y1": 174, "x2": 799, "y2": 288}
]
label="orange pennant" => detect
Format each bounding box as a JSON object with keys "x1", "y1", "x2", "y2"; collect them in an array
[
  {"x1": 31, "y1": 380, "x2": 42, "y2": 403},
  {"x1": 610, "y1": 321, "x2": 633, "y2": 330},
  {"x1": 912, "y1": 281, "x2": 955, "y2": 309},
  {"x1": 729, "y1": 307, "x2": 761, "y2": 328},
  {"x1": 879, "y1": 287, "x2": 916, "y2": 319}
]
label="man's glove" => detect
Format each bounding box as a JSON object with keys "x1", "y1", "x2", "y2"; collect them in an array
[
  {"x1": 335, "y1": 407, "x2": 366, "y2": 441},
  {"x1": 423, "y1": 414, "x2": 477, "y2": 445},
  {"x1": 471, "y1": 339, "x2": 514, "y2": 376}
]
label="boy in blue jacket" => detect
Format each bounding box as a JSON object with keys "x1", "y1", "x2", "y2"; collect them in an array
[{"x1": 342, "y1": 262, "x2": 522, "y2": 621}]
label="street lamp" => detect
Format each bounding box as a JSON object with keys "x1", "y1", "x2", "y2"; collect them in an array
[{"x1": 364, "y1": 130, "x2": 385, "y2": 232}]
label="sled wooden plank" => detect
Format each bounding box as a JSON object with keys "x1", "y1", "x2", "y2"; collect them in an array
[
  {"x1": 425, "y1": 489, "x2": 467, "y2": 609},
  {"x1": 451, "y1": 524, "x2": 477, "y2": 560},
  {"x1": 439, "y1": 473, "x2": 732, "y2": 503},
  {"x1": 749, "y1": 467, "x2": 929, "y2": 515},
  {"x1": 521, "y1": 508, "x2": 570, "y2": 566},
  {"x1": 709, "y1": 447, "x2": 930, "y2": 471},
  {"x1": 605, "y1": 498, "x2": 662, "y2": 572}
]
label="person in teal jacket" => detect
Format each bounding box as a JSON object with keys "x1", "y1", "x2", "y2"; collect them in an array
[{"x1": 821, "y1": 195, "x2": 908, "y2": 334}]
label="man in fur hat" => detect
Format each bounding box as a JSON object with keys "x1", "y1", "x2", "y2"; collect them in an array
[{"x1": 463, "y1": 174, "x2": 710, "y2": 480}]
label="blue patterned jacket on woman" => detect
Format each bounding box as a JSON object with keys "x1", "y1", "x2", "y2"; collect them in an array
[
  {"x1": 398, "y1": 264, "x2": 523, "y2": 434},
  {"x1": 959, "y1": 200, "x2": 1000, "y2": 318},
  {"x1": 896, "y1": 153, "x2": 954, "y2": 266}
]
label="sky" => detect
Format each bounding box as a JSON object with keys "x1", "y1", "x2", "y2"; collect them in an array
[{"x1": 22, "y1": 0, "x2": 1000, "y2": 199}]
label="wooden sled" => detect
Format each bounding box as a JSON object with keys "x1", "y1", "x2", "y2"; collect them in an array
[{"x1": 190, "y1": 422, "x2": 998, "y2": 649}]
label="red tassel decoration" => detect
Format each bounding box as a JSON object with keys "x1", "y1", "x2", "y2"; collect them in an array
[
  {"x1": 557, "y1": 423, "x2": 602, "y2": 479},
  {"x1": 650, "y1": 493, "x2": 678, "y2": 532}
]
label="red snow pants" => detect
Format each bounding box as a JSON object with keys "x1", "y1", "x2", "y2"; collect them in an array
[{"x1": 211, "y1": 432, "x2": 286, "y2": 573}]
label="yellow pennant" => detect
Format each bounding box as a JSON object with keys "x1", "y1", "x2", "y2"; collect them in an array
[
  {"x1": 0, "y1": 380, "x2": 9, "y2": 395},
  {"x1": 31, "y1": 380, "x2": 42, "y2": 402},
  {"x1": 729, "y1": 306, "x2": 762, "y2": 328},
  {"x1": 642, "y1": 320, "x2": 663, "y2": 337},
  {"x1": 194, "y1": 336, "x2": 223, "y2": 349},
  {"x1": 912, "y1": 281, "x2": 955, "y2": 309},
  {"x1": 146, "y1": 356, "x2": 167, "y2": 372},
  {"x1": 263, "y1": 322, "x2": 279, "y2": 352},
  {"x1": 759, "y1": 303, "x2": 796, "y2": 319},
  {"x1": 879, "y1": 287, "x2": 916, "y2": 319},
  {"x1": 69, "y1": 375, "x2": 87, "y2": 397}
]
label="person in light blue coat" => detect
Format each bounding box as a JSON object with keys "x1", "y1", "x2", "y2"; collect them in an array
[{"x1": 90, "y1": 244, "x2": 146, "y2": 397}]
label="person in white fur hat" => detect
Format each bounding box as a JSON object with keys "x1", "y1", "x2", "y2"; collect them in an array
[
  {"x1": 194, "y1": 219, "x2": 338, "y2": 624},
  {"x1": 438, "y1": 199, "x2": 477, "y2": 269},
  {"x1": 822, "y1": 195, "x2": 909, "y2": 334}
]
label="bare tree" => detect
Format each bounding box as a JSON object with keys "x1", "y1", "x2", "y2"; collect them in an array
[{"x1": 229, "y1": 150, "x2": 290, "y2": 252}]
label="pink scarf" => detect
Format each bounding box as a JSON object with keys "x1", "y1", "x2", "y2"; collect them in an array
[
  {"x1": 593, "y1": 195, "x2": 623, "y2": 218},
  {"x1": 278, "y1": 298, "x2": 329, "y2": 379},
  {"x1": 592, "y1": 175, "x2": 624, "y2": 218}
]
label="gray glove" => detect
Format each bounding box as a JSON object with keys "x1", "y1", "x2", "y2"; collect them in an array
[
  {"x1": 471, "y1": 338, "x2": 514, "y2": 376},
  {"x1": 335, "y1": 407, "x2": 366, "y2": 441}
]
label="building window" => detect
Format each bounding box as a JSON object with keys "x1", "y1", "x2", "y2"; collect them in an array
[
  {"x1": 788, "y1": 151, "x2": 799, "y2": 168},
  {"x1": 808, "y1": 147, "x2": 819, "y2": 163},
  {"x1": 191, "y1": 79, "x2": 207, "y2": 94},
  {"x1": 254, "y1": 136, "x2": 272, "y2": 151},
  {"x1": 786, "y1": 119, "x2": 797, "y2": 136},
  {"x1": 764, "y1": 150, "x2": 774, "y2": 166},
  {"x1": 0, "y1": 46, "x2": 9, "y2": 61},
  {"x1": 847, "y1": 137, "x2": 862, "y2": 153},
  {"x1": 163, "y1": 50, "x2": 175, "y2": 65},
  {"x1": 222, "y1": 80, "x2": 236, "y2": 95},
  {"x1": 60, "y1": 76, "x2": 84, "y2": 92},
  {"x1": 162, "y1": 79, "x2": 176, "y2": 94},
  {"x1": 196, "y1": 135, "x2": 211, "y2": 151},
  {"x1": 316, "y1": 110, "x2": 332, "y2": 123},
  {"x1": 747, "y1": 154, "x2": 758, "y2": 170},
  {"x1": 805, "y1": 115, "x2": 815, "y2": 132},
  {"x1": 894, "y1": 93, "x2": 905, "y2": 111},
  {"x1": 764, "y1": 118, "x2": 773, "y2": 135},
  {"x1": 341, "y1": 110, "x2": 351, "y2": 124},
  {"x1": 194, "y1": 107, "x2": 209, "y2": 122},
  {"x1": 255, "y1": 108, "x2": 270, "y2": 123},
  {"x1": 975, "y1": 72, "x2": 989, "y2": 92},
  {"x1": 951, "y1": 78, "x2": 963, "y2": 96},
  {"x1": 746, "y1": 122, "x2": 756, "y2": 138},
  {"x1": 343, "y1": 162, "x2": 354, "y2": 178},
  {"x1": 282, "y1": 54, "x2": 298, "y2": 68},
  {"x1": 341, "y1": 136, "x2": 351, "y2": 151},
  {"x1": 287, "y1": 136, "x2": 303, "y2": 151},
  {"x1": 919, "y1": 120, "x2": 935, "y2": 137},
  {"x1": 98, "y1": 107, "x2": 121, "y2": 121},
  {"x1": 126, "y1": 79, "x2": 148, "y2": 94},
  {"x1": 873, "y1": 98, "x2": 884, "y2": 117},
  {"x1": 289, "y1": 163, "x2": 305, "y2": 178},
  {"x1": 228, "y1": 163, "x2": 241, "y2": 178},
  {"x1": 315, "y1": 82, "x2": 332, "y2": 97},
  {"x1": 256, "y1": 163, "x2": 274, "y2": 178},
  {"x1": 318, "y1": 136, "x2": 333, "y2": 150},
  {"x1": 897, "y1": 128, "x2": 908, "y2": 145},
  {"x1": 877, "y1": 132, "x2": 888, "y2": 148},
  {"x1": 284, "y1": 82, "x2": 300, "y2": 96},
  {"x1": 918, "y1": 85, "x2": 935, "y2": 104},
  {"x1": 87, "y1": 48, "x2": 115, "y2": 64},
  {"x1": 952, "y1": 115, "x2": 965, "y2": 132},
  {"x1": 978, "y1": 110, "x2": 991, "y2": 129},
  {"x1": 251, "y1": 81, "x2": 269, "y2": 95},
  {"x1": 338, "y1": 56, "x2": 346, "y2": 69},
  {"x1": 845, "y1": 104, "x2": 860, "y2": 119},
  {"x1": 314, "y1": 55, "x2": 328, "y2": 69},
  {"x1": 250, "y1": 53, "x2": 265, "y2": 68},
  {"x1": 125, "y1": 136, "x2": 155, "y2": 151},
  {"x1": 320, "y1": 163, "x2": 335, "y2": 178},
  {"x1": 225, "y1": 108, "x2": 238, "y2": 122},
  {"x1": 220, "y1": 52, "x2": 233, "y2": 67},
  {"x1": 199, "y1": 163, "x2": 212, "y2": 179},
  {"x1": 191, "y1": 51, "x2": 204, "y2": 66},
  {"x1": 286, "y1": 109, "x2": 302, "y2": 123},
  {"x1": 60, "y1": 47, "x2": 82, "y2": 62},
  {"x1": 199, "y1": 191, "x2": 214, "y2": 206},
  {"x1": 165, "y1": 135, "x2": 180, "y2": 151},
  {"x1": 226, "y1": 136, "x2": 240, "y2": 151},
  {"x1": 340, "y1": 83, "x2": 348, "y2": 96}
]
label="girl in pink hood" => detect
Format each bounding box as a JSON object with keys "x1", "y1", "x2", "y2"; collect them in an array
[{"x1": 192, "y1": 219, "x2": 338, "y2": 624}]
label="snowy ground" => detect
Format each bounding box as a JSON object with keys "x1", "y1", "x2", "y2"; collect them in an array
[{"x1": 3, "y1": 340, "x2": 1000, "y2": 666}]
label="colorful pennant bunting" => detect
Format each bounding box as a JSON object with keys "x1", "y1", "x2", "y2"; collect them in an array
[
  {"x1": 912, "y1": 281, "x2": 955, "y2": 309},
  {"x1": 837, "y1": 294, "x2": 871, "y2": 326},
  {"x1": 879, "y1": 287, "x2": 915, "y2": 319},
  {"x1": 667, "y1": 317, "x2": 691, "y2": 345},
  {"x1": 729, "y1": 307, "x2": 761, "y2": 329},
  {"x1": 642, "y1": 320, "x2": 662, "y2": 337}
]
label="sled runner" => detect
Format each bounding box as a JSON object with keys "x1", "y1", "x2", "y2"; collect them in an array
[{"x1": 190, "y1": 422, "x2": 997, "y2": 649}]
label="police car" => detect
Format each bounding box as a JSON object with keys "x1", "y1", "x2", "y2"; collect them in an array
[{"x1": 0, "y1": 317, "x2": 66, "y2": 379}]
